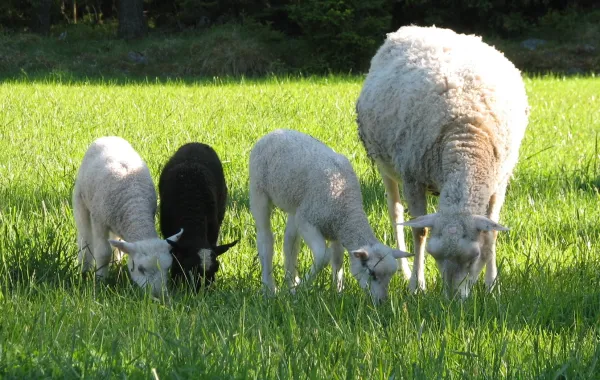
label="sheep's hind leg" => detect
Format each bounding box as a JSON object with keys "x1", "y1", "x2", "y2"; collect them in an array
[
  {"x1": 329, "y1": 240, "x2": 344, "y2": 292},
  {"x1": 90, "y1": 220, "x2": 112, "y2": 279},
  {"x1": 283, "y1": 213, "x2": 302, "y2": 291},
  {"x1": 381, "y1": 172, "x2": 411, "y2": 280},
  {"x1": 403, "y1": 181, "x2": 428, "y2": 293},
  {"x1": 296, "y1": 218, "x2": 328, "y2": 286},
  {"x1": 250, "y1": 190, "x2": 276, "y2": 293},
  {"x1": 73, "y1": 201, "x2": 95, "y2": 273}
]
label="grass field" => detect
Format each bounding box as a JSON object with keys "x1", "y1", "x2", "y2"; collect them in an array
[{"x1": 0, "y1": 75, "x2": 599, "y2": 379}]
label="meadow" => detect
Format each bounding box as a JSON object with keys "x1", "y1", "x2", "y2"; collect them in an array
[{"x1": 0, "y1": 74, "x2": 599, "y2": 379}]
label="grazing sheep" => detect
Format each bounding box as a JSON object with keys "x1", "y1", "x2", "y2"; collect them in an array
[
  {"x1": 249, "y1": 129, "x2": 412, "y2": 302},
  {"x1": 356, "y1": 26, "x2": 529, "y2": 297},
  {"x1": 159, "y1": 142, "x2": 238, "y2": 290},
  {"x1": 72, "y1": 136, "x2": 183, "y2": 297}
]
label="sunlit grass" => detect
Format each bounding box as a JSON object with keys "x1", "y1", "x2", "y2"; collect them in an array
[{"x1": 0, "y1": 75, "x2": 599, "y2": 378}]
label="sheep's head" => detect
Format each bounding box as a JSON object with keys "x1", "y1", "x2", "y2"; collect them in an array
[
  {"x1": 168, "y1": 239, "x2": 238, "y2": 291},
  {"x1": 401, "y1": 213, "x2": 508, "y2": 298},
  {"x1": 350, "y1": 243, "x2": 413, "y2": 303},
  {"x1": 109, "y1": 229, "x2": 183, "y2": 298}
]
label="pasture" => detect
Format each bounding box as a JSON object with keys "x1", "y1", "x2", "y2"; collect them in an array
[{"x1": 0, "y1": 75, "x2": 599, "y2": 378}]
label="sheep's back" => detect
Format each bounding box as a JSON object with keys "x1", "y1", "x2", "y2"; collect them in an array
[
  {"x1": 158, "y1": 143, "x2": 227, "y2": 241},
  {"x1": 250, "y1": 129, "x2": 363, "y2": 236},
  {"x1": 357, "y1": 26, "x2": 528, "y2": 180},
  {"x1": 75, "y1": 136, "x2": 156, "y2": 233}
]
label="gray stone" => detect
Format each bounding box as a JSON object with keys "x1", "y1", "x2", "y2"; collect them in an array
[
  {"x1": 127, "y1": 51, "x2": 148, "y2": 65},
  {"x1": 582, "y1": 44, "x2": 596, "y2": 53},
  {"x1": 521, "y1": 38, "x2": 547, "y2": 51},
  {"x1": 566, "y1": 67, "x2": 584, "y2": 75}
]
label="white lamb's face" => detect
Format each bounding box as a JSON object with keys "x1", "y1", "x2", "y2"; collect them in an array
[
  {"x1": 109, "y1": 230, "x2": 183, "y2": 299},
  {"x1": 127, "y1": 240, "x2": 173, "y2": 298},
  {"x1": 350, "y1": 245, "x2": 399, "y2": 303},
  {"x1": 109, "y1": 239, "x2": 172, "y2": 298}
]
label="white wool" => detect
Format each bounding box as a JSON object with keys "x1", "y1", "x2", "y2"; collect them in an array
[
  {"x1": 357, "y1": 26, "x2": 529, "y2": 297},
  {"x1": 72, "y1": 136, "x2": 182, "y2": 298},
  {"x1": 249, "y1": 129, "x2": 411, "y2": 303}
]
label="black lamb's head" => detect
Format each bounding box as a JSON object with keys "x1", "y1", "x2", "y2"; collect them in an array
[{"x1": 168, "y1": 239, "x2": 238, "y2": 291}]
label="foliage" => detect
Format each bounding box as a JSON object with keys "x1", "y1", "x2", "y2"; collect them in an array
[
  {"x1": 287, "y1": 0, "x2": 392, "y2": 72},
  {"x1": 0, "y1": 0, "x2": 599, "y2": 71},
  {"x1": 394, "y1": 0, "x2": 597, "y2": 37},
  {"x1": 185, "y1": 21, "x2": 287, "y2": 76},
  {"x1": 0, "y1": 75, "x2": 600, "y2": 377}
]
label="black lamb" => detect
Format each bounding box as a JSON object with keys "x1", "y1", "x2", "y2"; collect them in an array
[{"x1": 159, "y1": 142, "x2": 238, "y2": 290}]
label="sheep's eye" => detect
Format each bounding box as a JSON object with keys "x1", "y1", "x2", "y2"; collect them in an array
[{"x1": 364, "y1": 265, "x2": 377, "y2": 281}]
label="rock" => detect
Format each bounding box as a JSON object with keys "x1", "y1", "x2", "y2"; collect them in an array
[
  {"x1": 127, "y1": 51, "x2": 148, "y2": 65},
  {"x1": 521, "y1": 38, "x2": 547, "y2": 51},
  {"x1": 582, "y1": 44, "x2": 596, "y2": 53},
  {"x1": 196, "y1": 16, "x2": 210, "y2": 28},
  {"x1": 566, "y1": 67, "x2": 584, "y2": 75}
]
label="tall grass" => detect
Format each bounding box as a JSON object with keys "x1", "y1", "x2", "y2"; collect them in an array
[{"x1": 0, "y1": 75, "x2": 599, "y2": 378}]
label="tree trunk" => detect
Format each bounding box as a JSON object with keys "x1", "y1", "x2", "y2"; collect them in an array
[
  {"x1": 30, "y1": 0, "x2": 53, "y2": 35},
  {"x1": 117, "y1": 0, "x2": 147, "y2": 39}
]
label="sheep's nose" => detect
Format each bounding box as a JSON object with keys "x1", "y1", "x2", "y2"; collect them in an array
[
  {"x1": 152, "y1": 285, "x2": 170, "y2": 301},
  {"x1": 371, "y1": 291, "x2": 387, "y2": 304}
]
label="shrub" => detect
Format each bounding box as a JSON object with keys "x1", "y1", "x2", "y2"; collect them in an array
[
  {"x1": 185, "y1": 21, "x2": 286, "y2": 76},
  {"x1": 287, "y1": 0, "x2": 392, "y2": 72}
]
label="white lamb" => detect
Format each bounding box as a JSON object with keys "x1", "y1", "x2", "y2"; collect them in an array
[
  {"x1": 72, "y1": 136, "x2": 183, "y2": 297},
  {"x1": 356, "y1": 26, "x2": 529, "y2": 297},
  {"x1": 249, "y1": 129, "x2": 412, "y2": 303}
]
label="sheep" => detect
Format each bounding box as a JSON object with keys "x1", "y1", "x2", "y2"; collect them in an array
[
  {"x1": 158, "y1": 142, "x2": 238, "y2": 290},
  {"x1": 356, "y1": 26, "x2": 529, "y2": 297},
  {"x1": 249, "y1": 129, "x2": 413, "y2": 303},
  {"x1": 72, "y1": 136, "x2": 183, "y2": 298}
]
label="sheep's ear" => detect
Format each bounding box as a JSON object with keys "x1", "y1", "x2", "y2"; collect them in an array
[
  {"x1": 352, "y1": 249, "x2": 369, "y2": 261},
  {"x1": 399, "y1": 213, "x2": 438, "y2": 228},
  {"x1": 214, "y1": 239, "x2": 239, "y2": 256},
  {"x1": 391, "y1": 249, "x2": 414, "y2": 259},
  {"x1": 109, "y1": 239, "x2": 134, "y2": 254},
  {"x1": 166, "y1": 239, "x2": 179, "y2": 249},
  {"x1": 473, "y1": 216, "x2": 509, "y2": 232},
  {"x1": 166, "y1": 228, "x2": 184, "y2": 243}
]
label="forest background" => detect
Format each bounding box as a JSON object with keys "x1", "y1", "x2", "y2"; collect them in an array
[{"x1": 1, "y1": 0, "x2": 599, "y2": 79}]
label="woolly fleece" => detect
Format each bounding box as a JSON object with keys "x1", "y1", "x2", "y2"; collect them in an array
[{"x1": 357, "y1": 26, "x2": 529, "y2": 296}]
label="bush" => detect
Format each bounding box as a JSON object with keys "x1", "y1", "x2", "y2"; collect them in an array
[
  {"x1": 287, "y1": 0, "x2": 391, "y2": 72},
  {"x1": 185, "y1": 21, "x2": 286, "y2": 76}
]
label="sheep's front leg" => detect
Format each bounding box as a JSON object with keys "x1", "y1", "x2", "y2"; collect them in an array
[
  {"x1": 329, "y1": 240, "x2": 345, "y2": 292},
  {"x1": 296, "y1": 219, "x2": 328, "y2": 286},
  {"x1": 380, "y1": 172, "x2": 411, "y2": 280},
  {"x1": 90, "y1": 220, "x2": 112, "y2": 279},
  {"x1": 403, "y1": 181, "x2": 427, "y2": 293},
  {"x1": 73, "y1": 202, "x2": 95, "y2": 273},
  {"x1": 250, "y1": 191, "x2": 276, "y2": 293},
  {"x1": 483, "y1": 180, "x2": 508, "y2": 291},
  {"x1": 283, "y1": 214, "x2": 302, "y2": 290}
]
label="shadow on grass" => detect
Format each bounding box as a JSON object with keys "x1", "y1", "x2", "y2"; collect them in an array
[
  {"x1": 2, "y1": 68, "x2": 597, "y2": 87},
  {"x1": 0, "y1": 70, "x2": 361, "y2": 87}
]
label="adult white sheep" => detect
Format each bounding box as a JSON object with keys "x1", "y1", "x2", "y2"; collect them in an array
[
  {"x1": 72, "y1": 136, "x2": 183, "y2": 298},
  {"x1": 356, "y1": 26, "x2": 529, "y2": 297},
  {"x1": 249, "y1": 129, "x2": 412, "y2": 303}
]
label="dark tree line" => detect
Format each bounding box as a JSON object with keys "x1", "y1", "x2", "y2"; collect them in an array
[
  {"x1": 3, "y1": 0, "x2": 597, "y2": 38},
  {"x1": 0, "y1": 0, "x2": 597, "y2": 65},
  {"x1": 1, "y1": 0, "x2": 147, "y2": 38}
]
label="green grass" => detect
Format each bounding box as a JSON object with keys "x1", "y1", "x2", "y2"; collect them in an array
[{"x1": 0, "y1": 75, "x2": 599, "y2": 378}]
